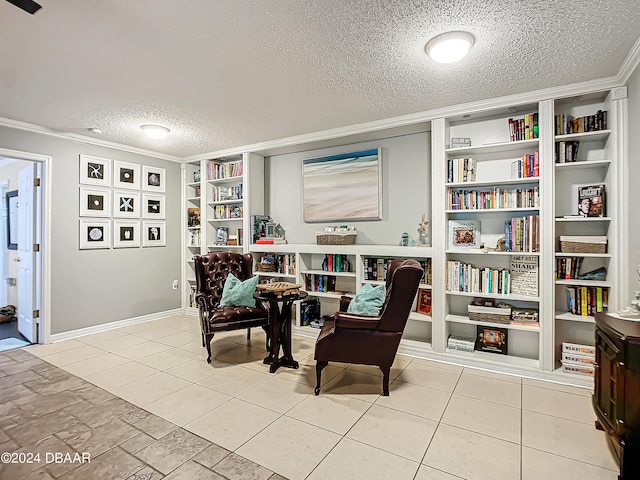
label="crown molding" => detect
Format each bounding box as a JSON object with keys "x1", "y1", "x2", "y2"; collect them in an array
[
  {"x1": 0, "y1": 117, "x2": 182, "y2": 163},
  {"x1": 617, "y1": 36, "x2": 640, "y2": 84},
  {"x1": 184, "y1": 75, "x2": 622, "y2": 162}
]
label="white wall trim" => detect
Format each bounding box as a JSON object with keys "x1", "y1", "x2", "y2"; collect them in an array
[
  {"x1": 0, "y1": 148, "x2": 51, "y2": 345},
  {"x1": 0, "y1": 117, "x2": 182, "y2": 163},
  {"x1": 49, "y1": 308, "x2": 183, "y2": 343},
  {"x1": 618, "y1": 36, "x2": 640, "y2": 84}
]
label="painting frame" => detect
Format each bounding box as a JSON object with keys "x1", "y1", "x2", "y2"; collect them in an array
[
  {"x1": 79, "y1": 219, "x2": 111, "y2": 250},
  {"x1": 142, "y1": 221, "x2": 166, "y2": 247},
  {"x1": 113, "y1": 220, "x2": 140, "y2": 248},
  {"x1": 302, "y1": 148, "x2": 382, "y2": 223},
  {"x1": 447, "y1": 219, "x2": 480, "y2": 249},
  {"x1": 113, "y1": 160, "x2": 141, "y2": 190},
  {"x1": 113, "y1": 190, "x2": 141, "y2": 218},
  {"x1": 79, "y1": 186, "x2": 111, "y2": 218},
  {"x1": 79, "y1": 154, "x2": 111, "y2": 186},
  {"x1": 142, "y1": 165, "x2": 166, "y2": 193},
  {"x1": 142, "y1": 193, "x2": 165, "y2": 219}
]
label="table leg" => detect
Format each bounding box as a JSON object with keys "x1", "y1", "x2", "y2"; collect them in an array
[
  {"x1": 277, "y1": 300, "x2": 298, "y2": 370},
  {"x1": 263, "y1": 302, "x2": 281, "y2": 366}
]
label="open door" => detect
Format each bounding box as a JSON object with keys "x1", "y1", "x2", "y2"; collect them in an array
[{"x1": 17, "y1": 163, "x2": 37, "y2": 343}]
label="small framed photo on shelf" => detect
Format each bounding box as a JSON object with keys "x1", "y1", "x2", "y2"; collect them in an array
[
  {"x1": 142, "y1": 221, "x2": 166, "y2": 247},
  {"x1": 79, "y1": 154, "x2": 111, "y2": 186},
  {"x1": 142, "y1": 193, "x2": 165, "y2": 219},
  {"x1": 79, "y1": 219, "x2": 110, "y2": 250},
  {"x1": 79, "y1": 186, "x2": 111, "y2": 217},
  {"x1": 113, "y1": 220, "x2": 140, "y2": 248},
  {"x1": 142, "y1": 165, "x2": 166, "y2": 193},
  {"x1": 113, "y1": 190, "x2": 140, "y2": 218},
  {"x1": 113, "y1": 161, "x2": 141, "y2": 190},
  {"x1": 416, "y1": 288, "x2": 432, "y2": 315},
  {"x1": 578, "y1": 184, "x2": 605, "y2": 217},
  {"x1": 476, "y1": 325, "x2": 508, "y2": 355},
  {"x1": 448, "y1": 219, "x2": 480, "y2": 249}
]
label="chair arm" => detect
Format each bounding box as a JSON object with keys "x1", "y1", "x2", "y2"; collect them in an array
[
  {"x1": 195, "y1": 293, "x2": 215, "y2": 311},
  {"x1": 339, "y1": 295, "x2": 353, "y2": 312},
  {"x1": 335, "y1": 311, "x2": 380, "y2": 330}
]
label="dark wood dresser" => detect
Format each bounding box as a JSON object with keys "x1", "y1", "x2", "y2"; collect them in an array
[{"x1": 593, "y1": 312, "x2": 640, "y2": 480}]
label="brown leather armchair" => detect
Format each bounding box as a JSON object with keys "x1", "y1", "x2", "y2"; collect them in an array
[
  {"x1": 314, "y1": 259, "x2": 423, "y2": 396},
  {"x1": 194, "y1": 252, "x2": 269, "y2": 363}
]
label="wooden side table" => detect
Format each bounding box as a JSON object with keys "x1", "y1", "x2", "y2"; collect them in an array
[{"x1": 255, "y1": 290, "x2": 307, "y2": 373}]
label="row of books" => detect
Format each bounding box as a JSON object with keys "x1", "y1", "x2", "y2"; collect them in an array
[
  {"x1": 561, "y1": 342, "x2": 595, "y2": 376},
  {"x1": 222, "y1": 229, "x2": 243, "y2": 246},
  {"x1": 511, "y1": 151, "x2": 540, "y2": 178},
  {"x1": 207, "y1": 159, "x2": 243, "y2": 180},
  {"x1": 565, "y1": 286, "x2": 608, "y2": 317},
  {"x1": 555, "y1": 257, "x2": 585, "y2": 280},
  {"x1": 446, "y1": 261, "x2": 511, "y2": 295},
  {"x1": 212, "y1": 184, "x2": 243, "y2": 202},
  {"x1": 259, "y1": 253, "x2": 296, "y2": 275},
  {"x1": 508, "y1": 113, "x2": 539, "y2": 141},
  {"x1": 504, "y1": 214, "x2": 540, "y2": 253},
  {"x1": 364, "y1": 257, "x2": 432, "y2": 284},
  {"x1": 555, "y1": 110, "x2": 607, "y2": 136},
  {"x1": 448, "y1": 186, "x2": 539, "y2": 210},
  {"x1": 447, "y1": 158, "x2": 477, "y2": 183},
  {"x1": 555, "y1": 140, "x2": 579, "y2": 163},
  {"x1": 303, "y1": 274, "x2": 337, "y2": 293},
  {"x1": 321, "y1": 254, "x2": 351, "y2": 273},
  {"x1": 212, "y1": 204, "x2": 243, "y2": 220}
]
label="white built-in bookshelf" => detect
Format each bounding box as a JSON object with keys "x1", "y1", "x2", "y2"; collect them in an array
[{"x1": 181, "y1": 85, "x2": 628, "y2": 387}]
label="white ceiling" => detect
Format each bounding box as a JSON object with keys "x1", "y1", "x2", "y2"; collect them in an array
[{"x1": 1, "y1": 0, "x2": 639, "y2": 159}]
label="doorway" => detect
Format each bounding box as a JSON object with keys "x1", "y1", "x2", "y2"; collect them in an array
[{"x1": 0, "y1": 148, "x2": 49, "y2": 351}]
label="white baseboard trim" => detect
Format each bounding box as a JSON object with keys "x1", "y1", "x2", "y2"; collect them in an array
[{"x1": 49, "y1": 308, "x2": 183, "y2": 343}]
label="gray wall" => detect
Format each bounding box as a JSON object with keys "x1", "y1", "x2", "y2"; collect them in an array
[
  {"x1": 265, "y1": 132, "x2": 431, "y2": 245},
  {"x1": 0, "y1": 126, "x2": 181, "y2": 335},
  {"x1": 628, "y1": 65, "x2": 640, "y2": 303}
]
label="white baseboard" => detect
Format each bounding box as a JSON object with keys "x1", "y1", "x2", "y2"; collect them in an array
[{"x1": 49, "y1": 308, "x2": 183, "y2": 343}]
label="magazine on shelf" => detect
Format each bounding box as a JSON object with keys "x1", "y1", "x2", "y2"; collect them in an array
[
  {"x1": 578, "y1": 184, "x2": 605, "y2": 217},
  {"x1": 476, "y1": 326, "x2": 508, "y2": 355}
]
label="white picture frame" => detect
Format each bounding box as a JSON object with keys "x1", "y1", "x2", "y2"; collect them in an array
[
  {"x1": 113, "y1": 220, "x2": 140, "y2": 248},
  {"x1": 79, "y1": 154, "x2": 111, "y2": 186},
  {"x1": 448, "y1": 219, "x2": 481, "y2": 249},
  {"x1": 142, "y1": 165, "x2": 166, "y2": 193},
  {"x1": 142, "y1": 221, "x2": 166, "y2": 247},
  {"x1": 142, "y1": 193, "x2": 165, "y2": 219},
  {"x1": 113, "y1": 161, "x2": 141, "y2": 190},
  {"x1": 79, "y1": 219, "x2": 111, "y2": 249},
  {"x1": 79, "y1": 186, "x2": 111, "y2": 217},
  {"x1": 113, "y1": 190, "x2": 141, "y2": 218}
]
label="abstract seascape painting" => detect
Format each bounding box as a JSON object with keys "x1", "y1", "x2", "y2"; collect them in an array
[{"x1": 302, "y1": 148, "x2": 382, "y2": 222}]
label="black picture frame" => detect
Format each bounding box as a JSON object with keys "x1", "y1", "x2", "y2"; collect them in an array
[{"x1": 6, "y1": 190, "x2": 18, "y2": 250}]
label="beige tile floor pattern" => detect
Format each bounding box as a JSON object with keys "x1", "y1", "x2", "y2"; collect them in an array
[{"x1": 2, "y1": 314, "x2": 617, "y2": 480}]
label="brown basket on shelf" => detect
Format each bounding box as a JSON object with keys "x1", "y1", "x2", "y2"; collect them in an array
[
  {"x1": 559, "y1": 236, "x2": 607, "y2": 254},
  {"x1": 315, "y1": 232, "x2": 356, "y2": 245},
  {"x1": 256, "y1": 263, "x2": 276, "y2": 272},
  {"x1": 467, "y1": 305, "x2": 512, "y2": 324}
]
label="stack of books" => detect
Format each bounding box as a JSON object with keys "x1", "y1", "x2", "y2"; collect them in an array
[
  {"x1": 447, "y1": 335, "x2": 475, "y2": 353},
  {"x1": 561, "y1": 342, "x2": 595, "y2": 376}
]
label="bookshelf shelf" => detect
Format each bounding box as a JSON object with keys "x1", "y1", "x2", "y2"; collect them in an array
[
  {"x1": 206, "y1": 244, "x2": 242, "y2": 250},
  {"x1": 446, "y1": 314, "x2": 539, "y2": 332},
  {"x1": 443, "y1": 349, "x2": 539, "y2": 369},
  {"x1": 302, "y1": 291, "x2": 345, "y2": 299},
  {"x1": 445, "y1": 138, "x2": 539, "y2": 156},
  {"x1": 207, "y1": 218, "x2": 243, "y2": 222},
  {"x1": 554, "y1": 130, "x2": 611, "y2": 142},
  {"x1": 555, "y1": 159, "x2": 611, "y2": 170},
  {"x1": 446, "y1": 290, "x2": 539, "y2": 302},
  {"x1": 555, "y1": 311, "x2": 595, "y2": 323},
  {"x1": 554, "y1": 216, "x2": 611, "y2": 222},
  {"x1": 255, "y1": 271, "x2": 297, "y2": 278},
  {"x1": 187, "y1": 197, "x2": 201, "y2": 202},
  {"x1": 446, "y1": 177, "x2": 539, "y2": 188},
  {"x1": 409, "y1": 312, "x2": 432, "y2": 323},
  {"x1": 186, "y1": 181, "x2": 200, "y2": 188},
  {"x1": 300, "y1": 269, "x2": 356, "y2": 277},
  {"x1": 555, "y1": 279, "x2": 611, "y2": 287},
  {"x1": 207, "y1": 175, "x2": 243, "y2": 184},
  {"x1": 446, "y1": 250, "x2": 540, "y2": 256},
  {"x1": 555, "y1": 252, "x2": 611, "y2": 258},
  {"x1": 207, "y1": 199, "x2": 243, "y2": 206},
  {"x1": 187, "y1": 226, "x2": 201, "y2": 230},
  {"x1": 446, "y1": 207, "x2": 540, "y2": 214}
]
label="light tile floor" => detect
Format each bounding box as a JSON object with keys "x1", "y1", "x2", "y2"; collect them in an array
[{"x1": 3, "y1": 314, "x2": 618, "y2": 480}]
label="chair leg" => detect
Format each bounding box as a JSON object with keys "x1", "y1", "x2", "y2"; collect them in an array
[
  {"x1": 380, "y1": 365, "x2": 391, "y2": 396},
  {"x1": 201, "y1": 333, "x2": 205, "y2": 347},
  {"x1": 205, "y1": 334, "x2": 215, "y2": 363},
  {"x1": 262, "y1": 325, "x2": 271, "y2": 351},
  {"x1": 247, "y1": 328, "x2": 251, "y2": 340},
  {"x1": 315, "y1": 361, "x2": 328, "y2": 395}
]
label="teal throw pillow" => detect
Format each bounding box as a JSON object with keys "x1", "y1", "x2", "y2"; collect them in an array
[
  {"x1": 219, "y1": 273, "x2": 258, "y2": 307},
  {"x1": 347, "y1": 283, "x2": 386, "y2": 316}
]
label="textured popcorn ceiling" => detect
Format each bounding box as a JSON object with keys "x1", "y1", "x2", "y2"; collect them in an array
[{"x1": 0, "y1": 0, "x2": 638, "y2": 158}]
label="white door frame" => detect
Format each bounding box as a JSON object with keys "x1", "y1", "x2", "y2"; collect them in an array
[{"x1": 0, "y1": 148, "x2": 51, "y2": 344}]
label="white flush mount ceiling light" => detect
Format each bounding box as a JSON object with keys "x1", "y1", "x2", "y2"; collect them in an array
[
  {"x1": 425, "y1": 31, "x2": 475, "y2": 64},
  {"x1": 141, "y1": 124, "x2": 170, "y2": 139}
]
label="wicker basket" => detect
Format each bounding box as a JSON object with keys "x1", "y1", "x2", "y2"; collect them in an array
[
  {"x1": 467, "y1": 305, "x2": 512, "y2": 324},
  {"x1": 315, "y1": 232, "x2": 356, "y2": 245},
  {"x1": 559, "y1": 236, "x2": 607, "y2": 254},
  {"x1": 256, "y1": 263, "x2": 276, "y2": 272}
]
